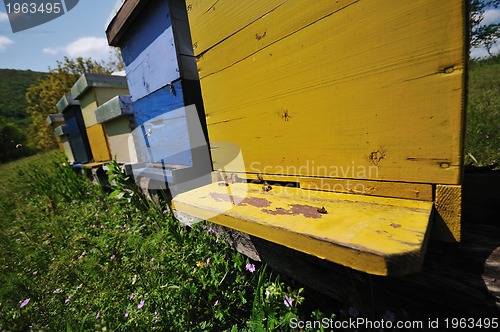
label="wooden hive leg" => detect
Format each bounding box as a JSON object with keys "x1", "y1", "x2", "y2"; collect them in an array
[{"x1": 433, "y1": 184, "x2": 462, "y2": 242}]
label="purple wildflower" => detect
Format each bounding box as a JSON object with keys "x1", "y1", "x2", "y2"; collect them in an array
[
  {"x1": 96, "y1": 311, "x2": 100, "y2": 319},
  {"x1": 125, "y1": 309, "x2": 130, "y2": 318},
  {"x1": 20, "y1": 298, "x2": 30, "y2": 309},
  {"x1": 137, "y1": 300, "x2": 145, "y2": 309},
  {"x1": 284, "y1": 295, "x2": 293, "y2": 307},
  {"x1": 110, "y1": 254, "x2": 115, "y2": 260},
  {"x1": 65, "y1": 294, "x2": 72, "y2": 304},
  {"x1": 245, "y1": 263, "x2": 256, "y2": 273}
]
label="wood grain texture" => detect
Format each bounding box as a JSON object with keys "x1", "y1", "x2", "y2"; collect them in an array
[
  {"x1": 434, "y1": 184, "x2": 462, "y2": 242},
  {"x1": 186, "y1": 0, "x2": 287, "y2": 56},
  {"x1": 198, "y1": 171, "x2": 499, "y2": 317},
  {"x1": 117, "y1": 0, "x2": 198, "y2": 101},
  {"x1": 189, "y1": 0, "x2": 466, "y2": 185},
  {"x1": 173, "y1": 182, "x2": 433, "y2": 276}
]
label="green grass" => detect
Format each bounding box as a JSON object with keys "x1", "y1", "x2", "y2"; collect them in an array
[
  {"x1": 0, "y1": 153, "x2": 339, "y2": 331},
  {"x1": 0, "y1": 56, "x2": 497, "y2": 331},
  {"x1": 465, "y1": 56, "x2": 500, "y2": 166}
]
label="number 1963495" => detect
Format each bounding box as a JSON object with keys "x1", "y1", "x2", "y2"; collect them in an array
[{"x1": 6, "y1": 2, "x2": 62, "y2": 14}]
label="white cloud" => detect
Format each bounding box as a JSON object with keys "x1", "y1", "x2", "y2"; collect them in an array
[
  {"x1": 43, "y1": 36, "x2": 112, "y2": 61},
  {"x1": 483, "y1": 8, "x2": 500, "y2": 25},
  {"x1": 0, "y1": 35, "x2": 14, "y2": 52},
  {"x1": 43, "y1": 47, "x2": 63, "y2": 55},
  {"x1": 471, "y1": 40, "x2": 500, "y2": 59},
  {"x1": 0, "y1": 12, "x2": 8, "y2": 23}
]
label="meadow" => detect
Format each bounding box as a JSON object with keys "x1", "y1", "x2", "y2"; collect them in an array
[{"x1": 0, "y1": 56, "x2": 498, "y2": 331}]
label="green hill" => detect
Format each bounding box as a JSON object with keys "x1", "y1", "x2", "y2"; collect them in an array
[{"x1": 0, "y1": 69, "x2": 47, "y2": 127}]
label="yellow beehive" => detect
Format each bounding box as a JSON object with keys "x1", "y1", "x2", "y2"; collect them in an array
[
  {"x1": 71, "y1": 73, "x2": 129, "y2": 163},
  {"x1": 173, "y1": 0, "x2": 467, "y2": 276},
  {"x1": 95, "y1": 95, "x2": 138, "y2": 164}
]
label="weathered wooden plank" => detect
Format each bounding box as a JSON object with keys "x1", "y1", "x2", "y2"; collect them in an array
[
  {"x1": 124, "y1": 28, "x2": 192, "y2": 101},
  {"x1": 302, "y1": 178, "x2": 433, "y2": 202},
  {"x1": 194, "y1": 0, "x2": 359, "y2": 78},
  {"x1": 434, "y1": 184, "x2": 462, "y2": 242},
  {"x1": 173, "y1": 182, "x2": 433, "y2": 276},
  {"x1": 199, "y1": 171, "x2": 499, "y2": 318},
  {"x1": 186, "y1": 0, "x2": 287, "y2": 56},
  {"x1": 132, "y1": 82, "x2": 187, "y2": 126},
  {"x1": 213, "y1": 170, "x2": 433, "y2": 201},
  {"x1": 106, "y1": 0, "x2": 150, "y2": 46},
  {"x1": 191, "y1": 0, "x2": 466, "y2": 185},
  {"x1": 115, "y1": 0, "x2": 198, "y2": 101}
]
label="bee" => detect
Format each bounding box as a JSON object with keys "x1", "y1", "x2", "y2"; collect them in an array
[{"x1": 317, "y1": 207, "x2": 328, "y2": 214}]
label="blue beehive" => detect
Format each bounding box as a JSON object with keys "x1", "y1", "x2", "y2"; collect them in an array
[
  {"x1": 56, "y1": 95, "x2": 93, "y2": 164},
  {"x1": 106, "y1": 0, "x2": 211, "y2": 194}
]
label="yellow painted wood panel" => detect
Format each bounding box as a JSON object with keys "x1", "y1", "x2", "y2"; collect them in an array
[
  {"x1": 186, "y1": 0, "x2": 286, "y2": 56},
  {"x1": 86, "y1": 124, "x2": 111, "y2": 162},
  {"x1": 214, "y1": 170, "x2": 433, "y2": 201},
  {"x1": 192, "y1": 0, "x2": 466, "y2": 185},
  {"x1": 195, "y1": 0, "x2": 358, "y2": 78},
  {"x1": 104, "y1": 117, "x2": 138, "y2": 163},
  {"x1": 173, "y1": 182, "x2": 433, "y2": 276}
]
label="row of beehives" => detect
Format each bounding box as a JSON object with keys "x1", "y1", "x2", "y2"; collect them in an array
[
  {"x1": 47, "y1": 0, "x2": 212, "y2": 193},
  {"x1": 46, "y1": 0, "x2": 467, "y2": 277}
]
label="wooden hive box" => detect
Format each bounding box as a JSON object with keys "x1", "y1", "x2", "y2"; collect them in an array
[
  {"x1": 56, "y1": 95, "x2": 93, "y2": 164},
  {"x1": 46, "y1": 113, "x2": 66, "y2": 152},
  {"x1": 95, "y1": 95, "x2": 138, "y2": 164},
  {"x1": 70, "y1": 73, "x2": 129, "y2": 165},
  {"x1": 105, "y1": 0, "x2": 212, "y2": 193},
  {"x1": 172, "y1": 0, "x2": 468, "y2": 276},
  {"x1": 53, "y1": 124, "x2": 75, "y2": 163}
]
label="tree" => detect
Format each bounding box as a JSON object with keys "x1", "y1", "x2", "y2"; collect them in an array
[
  {"x1": 26, "y1": 57, "x2": 121, "y2": 151},
  {"x1": 470, "y1": 0, "x2": 500, "y2": 57},
  {"x1": 0, "y1": 123, "x2": 35, "y2": 163}
]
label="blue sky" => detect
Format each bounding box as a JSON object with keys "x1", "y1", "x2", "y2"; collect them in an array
[
  {"x1": 0, "y1": 2, "x2": 499, "y2": 72},
  {"x1": 0, "y1": 0, "x2": 119, "y2": 72}
]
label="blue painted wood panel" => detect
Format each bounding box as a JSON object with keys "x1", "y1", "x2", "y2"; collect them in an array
[
  {"x1": 131, "y1": 81, "x2": 185, "y2": 126},
  {"x1": 125, "y1": 27, "x2": 180, "y2": 101},
  {"x1": 119, "y1": 0, "x2": 171, "y2": 66},
  {"x1": 118, "y1": 0, "x2": 197, "y2": 101},
  {"x1": 63, "y1": 106, "x2": 92, "y2": 164}
]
